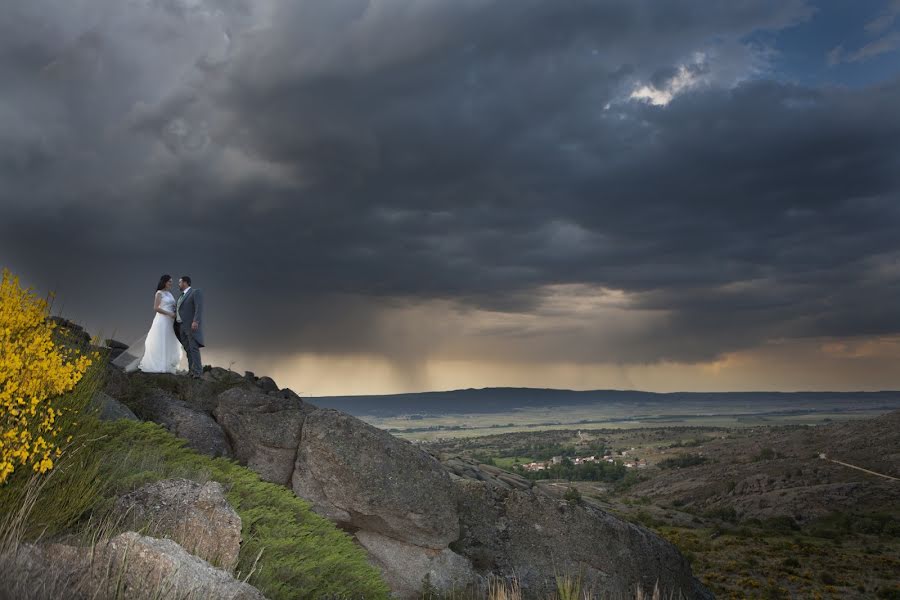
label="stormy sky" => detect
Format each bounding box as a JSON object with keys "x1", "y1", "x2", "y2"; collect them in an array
[{"x1": 2, "y1": 0, "x2": 900, "y2": 395}]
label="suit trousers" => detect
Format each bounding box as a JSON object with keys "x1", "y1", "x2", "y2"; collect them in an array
[{"x1": 177, "y1": 322, "x2": 203, "y2": 376}]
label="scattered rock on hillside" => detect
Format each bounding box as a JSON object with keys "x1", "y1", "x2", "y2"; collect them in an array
[
  {"x1": 280, "y1": 387, "x2": 302, "y2": 400},
  {"x1": 293, "y1": 408, "x2": 461, "y2": 549},
  {"x1": 135, "y1": 389, "x2": 233, "y2": 458},
  {"x1": 213, "y1": 387, "x2": 314, "y2": 485},
  {"x1": 43, "y1": 532, "x2": 265, "y2": 600},
  {"x1": 90, "y1": 391, "x2": 139, "y2": 421},
  {"x1": 105, "y1": 338, "x2": 129, "y2": 350},
  {"x1": 442, "y1": 456, "x2": 533, "y2": 491},
  {"x1": 114, "y1": 478, "x2": 242, "y2": 571},
  {"x1": 203, "y1": 366, "x2": 246, "y2": 382},
  {"x1": 255, "y1": 376, "x2": 279, "y2": 393}
]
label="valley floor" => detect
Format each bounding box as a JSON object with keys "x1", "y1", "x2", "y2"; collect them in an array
[{"x1": 423, "y1": 413, "x2": 900, "y2": 600}]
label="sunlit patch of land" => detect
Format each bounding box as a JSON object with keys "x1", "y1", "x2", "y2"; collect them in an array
[{"x1": 356, "y1": 401, "x2": 899, "y2": 441}]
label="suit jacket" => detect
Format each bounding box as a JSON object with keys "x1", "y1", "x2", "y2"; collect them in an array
[{"x1": 176, "y1": 288, "x2": 205, "y2": 347}]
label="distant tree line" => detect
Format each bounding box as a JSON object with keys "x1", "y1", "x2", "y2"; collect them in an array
[
  {"x1": 513, "y1": 457, "x2": 627, "y2": 482},
  {"x1": 658, "y1": 453, "x2": 707, "y2": 469},
  {"x1": 504, "y1": 441, "x2": 608, "y2": 462}
]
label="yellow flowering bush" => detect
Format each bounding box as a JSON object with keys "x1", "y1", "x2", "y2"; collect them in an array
[{"x1": 0, "y1": 269, "x2": 92, "y2": 484}]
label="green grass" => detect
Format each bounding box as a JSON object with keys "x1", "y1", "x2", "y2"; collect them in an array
[
  {"x1": 1, "y1": 365, "x2": 389, "y2": 600},
  {"x1": 492, "y1": 456, "x2": 535, "y2": 469},
  {"x1": 87, "y1": 420, "x2": 389, "y2": 599}
]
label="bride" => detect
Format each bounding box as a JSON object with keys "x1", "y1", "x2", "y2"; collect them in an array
[{"x1": 136, "y1": 274, "x2": 184, "y2": 374}]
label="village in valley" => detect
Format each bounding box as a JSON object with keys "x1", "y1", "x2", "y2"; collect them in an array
[{"x1": 519, "y1": 446, "x2": 648, "y2": 472}]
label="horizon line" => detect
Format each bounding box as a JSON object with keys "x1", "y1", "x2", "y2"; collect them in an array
[{"x1": 306, "y1": 386, "x2": 900, "y2": 399}]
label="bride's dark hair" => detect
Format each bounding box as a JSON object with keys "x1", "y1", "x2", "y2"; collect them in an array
[{"x1": 156, "y1": 274, "x2": 172, "y2": 291}]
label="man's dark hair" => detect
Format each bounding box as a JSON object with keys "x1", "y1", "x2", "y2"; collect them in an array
[
  {"x1": 156, "y1": 274, "x2": 172, "y2": 291},
  {"x1": 180, "y1": 275, "x2": 192, "y2": 286}
]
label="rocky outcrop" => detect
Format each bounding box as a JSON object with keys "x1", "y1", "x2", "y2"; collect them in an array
[
  {"x1": 96, "y1": 346, "x2": 710, "y2": 599},
  {"x1": 43, "y1": 532, "x2": 264, "y2": 600},
  {"x1": 452, "y1": 480, "x2": 713, "y2": 599},
  {"x1": 213, "y1": 387, "x2": 314, "y2": 486},
  {"x1": 288, "y1": 408, "x2": 475, "y2": 594},
  {"x1": 114, "y1": 479, "x2": 242, "y2": 571},
  {"x1": 442, "y1": 455, "x2": 534, "y2": 491},
  {"x1": 293, "y1": 409, "x2": 461, "y2": 549},
  {"x1": 132, "y1": 388, "x2": 233, "y2": 458}
]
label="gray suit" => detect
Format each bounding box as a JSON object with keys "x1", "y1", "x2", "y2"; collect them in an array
[{"x1": 175, "y1": 287, "x2": 204, "y2": 376}]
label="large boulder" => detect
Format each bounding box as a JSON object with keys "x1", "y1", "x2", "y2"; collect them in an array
[
  {"x1": 292, "y1": 408, "x2": 460, "y2": 549},
  {"x1": 453, "y1": 480, "x2": 713, "y2": 599},
  {"x1": 134, "y1": 389, "x2": 233, "y2": 458},
  {"x1": 41, "y1": 533, "x2": 265, "y2": 600},
  {"x1": 355, "y1": 531, "x2": 475, "y2": 597},
  {"x1": 114, "y1": 478, "x2": 242, "y2": 572},
  {"x1": 213, "y1": 388, "x2": 314, "y2": 485}
]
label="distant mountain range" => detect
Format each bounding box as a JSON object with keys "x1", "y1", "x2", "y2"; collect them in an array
[{"x1": 308, "y1": 387, "x2": 900, "y2": 417}]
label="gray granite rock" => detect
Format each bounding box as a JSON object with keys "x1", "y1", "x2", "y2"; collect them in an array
[
  {"x1": 453, "y1": 479, "x2": 713, "y2": 599},
  {"x1": 114, "y1": 478, "x2": 242, "y2": 571},
  {"x1": 355, "y1": 531, "x2": 475, "y2": 598},
  {"x1": 90, "y1": 391, "x2": 139, "y2": 421},
  {"x1": 43, "y1": 532, "x2": 266, "y2": 600},
  {"x1": 136, "y1": 389, "x2": 233, "y2": 458},
  {"x1": 213, "y1": 387, "x2": 314, "y2": 485},
  {"x1": 292, "y1": 409, "x2": 460, "y2": 549},
  {"x1": 255, "y1": 376, "x2": 279, "y2": 393}
]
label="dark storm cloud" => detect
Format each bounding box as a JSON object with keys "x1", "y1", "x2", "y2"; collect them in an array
[{"x1": 2, "y1": 0, "x2": 899, "y2": 366}]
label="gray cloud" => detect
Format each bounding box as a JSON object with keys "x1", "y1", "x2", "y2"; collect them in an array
[
  {"x1": 828, "y1": 32, "x2": 900, "y2": 65},
  {"x1": 3, "y1": 0, "x2": 899, "y2": 374}
]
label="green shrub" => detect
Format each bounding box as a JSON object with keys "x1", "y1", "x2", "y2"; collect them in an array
[
  {"x1": 761, "y1": 516, "x2": 798, "y2": 534},
  {"x1": 658, "y1": 453, "x2": 707, "y2": 469},
  {"x1": 3, "y1": 413, "x2": 389, "y2": 600},
  {"x1": 803, "y1": 511, "x2": 897, "y2": 539},
  {"x1": 0, "y1": 361, "x2": 108, "y2": 538},
  {"x1": 703, "y1": 505, "x2": 738, "y2": 523},
  {"x1": 634, "y1": 510, "x2": 662, "y2": 528},
  {"x1": 90, "y1": 420, "x2": 390, "y2": 600},
  {"x1": 753, "y1": 448, "x2": 781, "y2": 461}
]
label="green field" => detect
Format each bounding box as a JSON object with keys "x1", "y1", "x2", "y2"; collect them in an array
[{"x1": 368, "y1": 404, "x2": 890, "y2": 441}]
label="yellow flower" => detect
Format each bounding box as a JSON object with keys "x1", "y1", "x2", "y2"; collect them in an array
[{"x1": 0, "y1": 269, "x2": 90, "y2": 484}]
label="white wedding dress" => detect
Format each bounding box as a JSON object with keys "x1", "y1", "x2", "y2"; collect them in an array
[{"x1": 137, "y1": 291, "x2": 184, "y2": 374}]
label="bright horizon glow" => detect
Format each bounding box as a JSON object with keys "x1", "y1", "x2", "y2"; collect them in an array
[{"x1": 204, "y1": 334, "x2": 900, "y2": 397}]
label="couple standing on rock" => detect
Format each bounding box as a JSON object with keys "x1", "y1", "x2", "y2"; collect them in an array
[{"x1": 134, "y1": 274, "x2": 205, "y2": 378}]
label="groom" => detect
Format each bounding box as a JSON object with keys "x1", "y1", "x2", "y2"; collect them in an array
[{"x1": 174, "y1": 275, "x2": 204, "y2": 378}]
